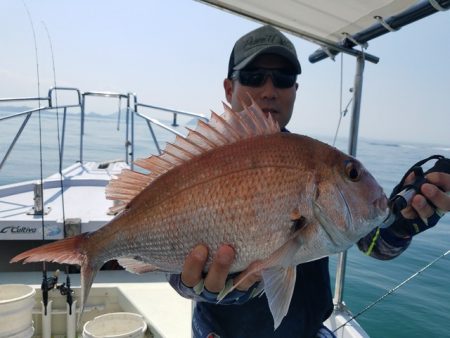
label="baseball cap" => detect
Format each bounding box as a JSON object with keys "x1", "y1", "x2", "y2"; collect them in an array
[{"x1": 227, "y1": 25, "x2": 301, "y2": 79}]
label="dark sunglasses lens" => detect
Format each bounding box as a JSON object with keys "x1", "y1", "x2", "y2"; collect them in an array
[
  {"x1": 237, "y1": 70, "x2": 295, "y2": 88},
  {"x1": 239, "y1": 71, "x2": 266, "y2": 87},
  {"x1": 272, "y1": 73, "x2": 296, "y2": 88}
]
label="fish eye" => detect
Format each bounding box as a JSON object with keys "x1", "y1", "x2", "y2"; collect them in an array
[{"x1": 344, "y1": 160, "x2": 361, "y2": 182}]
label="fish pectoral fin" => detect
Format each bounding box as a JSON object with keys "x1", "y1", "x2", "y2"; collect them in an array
[
  {"x1": 117, "y1": 257, "x2": 159, "y2": 274},
  {"x1": 262, "y1": 265, "x2": 297, "y2": 329}
]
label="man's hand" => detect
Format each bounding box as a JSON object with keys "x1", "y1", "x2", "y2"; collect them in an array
[
  {"x1": 401, "y1": 172, "x2": 450, "y2": 220},
  {"x1": 181, "y1": 244, "x2": 261, "y2": 293}
]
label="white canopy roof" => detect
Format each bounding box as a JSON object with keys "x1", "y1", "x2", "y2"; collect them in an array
[{"x1": 197, "y1": 0, "x2": 446, "y2": 60}]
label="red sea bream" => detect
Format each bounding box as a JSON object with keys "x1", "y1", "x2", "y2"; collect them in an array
[{"x1": 11, "y1": 100, "x2": 388, "y2": 328}]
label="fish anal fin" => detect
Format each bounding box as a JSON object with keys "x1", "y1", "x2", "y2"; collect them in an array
[
  {"x1": 262, "y1": 266, "x2": 297, "y2": 329},
  {"x1": 117, "y1": 257, "x2": 159, "y2": 274}
]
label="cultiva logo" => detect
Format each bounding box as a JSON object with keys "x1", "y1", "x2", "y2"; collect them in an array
[{"x1": 0, "y1": 226, "x2": 37, "y2": 234}]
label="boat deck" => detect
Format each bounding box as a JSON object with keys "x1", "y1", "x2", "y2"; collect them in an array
[
  {"x1": 0, "y1": 270, "x2": 193, "y2": 338},
  {"x1": 0, "y1": 161, "x2": 128, "y2": 240}
]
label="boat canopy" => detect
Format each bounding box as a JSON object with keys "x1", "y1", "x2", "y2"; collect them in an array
[{"x1": 198, "y1": 0, "x2": 449, "y2": 63}]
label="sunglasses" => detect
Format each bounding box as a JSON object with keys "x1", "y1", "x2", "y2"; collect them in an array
[{"x1": 231, "y1": 68, "x2": 297, "y2": 89}]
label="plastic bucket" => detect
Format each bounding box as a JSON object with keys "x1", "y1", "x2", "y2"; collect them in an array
[
  {"x1": 83, "y1": 312, "x2": 147, "y2": 338},
  {"x1": 0, "y1": 284, "x2": 35, "y2": 338}
]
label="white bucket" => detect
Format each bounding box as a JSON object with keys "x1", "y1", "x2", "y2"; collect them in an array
[
  {"x1": 83, "y1": 312, "x2": 147, "y2": 338},
  {"x1": 0, "y1": 284, "x2": 35, "y2": 338}
]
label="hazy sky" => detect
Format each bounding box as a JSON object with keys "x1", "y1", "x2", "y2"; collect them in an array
[{"x1": 1, "y1": 0, "x2": 449, "y2": 146}]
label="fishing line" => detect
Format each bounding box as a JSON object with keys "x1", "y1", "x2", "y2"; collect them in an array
[
  {"x1": 22, "y1": 0, "x2": 45, "y2": 237},
  {"x1": 332, "y1": 53, "x2": 344, "y2": 147},
  {"x1": 332, "y1": 54, "x2": 353, "y2": 147},
  {"x1": 42, "y1": 21, "x2": 68, "y2": 238},
  {"x1": 22, "y1": 0, "x2": 50, "y2": 303},
  {"x1": 333, "y1": 248, "x2": 450, "y2": 333}
]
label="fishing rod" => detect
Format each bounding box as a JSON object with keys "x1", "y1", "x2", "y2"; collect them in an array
[
  {"x1": 21, "y1": 0, "x2": 52, "y2": 314},
  {"x1": 334, "y1": 248, "x2": 450, "y2": 333},
  {"x1": 21, "y1": 0, "x2": 56, "y2": 316}
]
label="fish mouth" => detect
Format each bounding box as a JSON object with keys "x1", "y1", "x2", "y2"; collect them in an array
[{"x1": 372, "y1": 194, "x2": 389, "y2": 220}]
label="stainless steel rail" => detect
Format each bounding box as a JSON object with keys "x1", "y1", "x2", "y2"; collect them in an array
[
  {"x1": 0, "y1": 87, "x2": 207, "y2": 173},
  {"x1": 333, "y1": 54, "x2": 365, "y2": 310}
]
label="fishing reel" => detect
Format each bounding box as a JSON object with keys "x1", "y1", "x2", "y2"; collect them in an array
[
  {"x1": 381, "y1": 155, "x2": 450, "y2": 232},
  {"x1": 41, "y1": 268, "x2": 74, "y2": 315}
]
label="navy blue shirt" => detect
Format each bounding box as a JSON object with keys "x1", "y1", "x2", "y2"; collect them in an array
[{"x1": 170, "y1": 257, "x2": 333, "y2": 338}]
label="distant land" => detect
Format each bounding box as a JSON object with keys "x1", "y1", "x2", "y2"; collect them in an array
[
  {"x1": 0, "y1": 105, "x2": 115, "y2": 119},
  {"x1": 1, "y1": 105, "x2": 446, "y2": 149}
]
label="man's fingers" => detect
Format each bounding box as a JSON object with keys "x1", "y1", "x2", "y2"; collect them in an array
[
  {"x1": 421, "y1": 182, "x2": 450, "y2": 212},
  {"x1": 181, "y1": 244, "x2": 263, "y2": 295},
  {"x1": 399, "y1": 172, "x2": 450, "y2": 220},
  {"x1": 407, "y1": 173, "x2": 450, "y2": 220},
  {"x1": 204, "y1": 245, "x2": 235, "y2": 293},
  {"x1": 426, "y1": 172, "x2": 450, "y2": 192},
  {"x1": 410, "y1": 194, "x2": 435, "y2": 220},
  {"x1": 181, "y1": 244, "x2": 208, "y2": 288}
]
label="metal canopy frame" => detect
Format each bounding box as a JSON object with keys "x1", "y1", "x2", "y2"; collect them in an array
[
  {"x1": 198, "y1": 0, "x2": 449, "y2": 313},
  {"x1": 309, "y1": 0, "x2": 450, "y2": 63}
]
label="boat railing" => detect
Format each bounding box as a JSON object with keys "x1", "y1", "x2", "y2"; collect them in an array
[
  {"x1": 0, "y1": 95, "x2": 51, "y2": 171},
  {"x1": 133, "y1": 102, "x2": 209, "y2": 166},
  {"x1": 0, "y1": 87, "x2": 208, "y2": 173}
]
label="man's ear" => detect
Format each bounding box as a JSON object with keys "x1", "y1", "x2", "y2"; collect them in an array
[{"x1": 224, "y1": 78, "x2": 233, "y2": 104}]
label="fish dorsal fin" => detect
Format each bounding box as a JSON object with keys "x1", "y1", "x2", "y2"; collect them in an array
[{"x1": 106, "y1": 99, "x2": 280, "y2": 212}]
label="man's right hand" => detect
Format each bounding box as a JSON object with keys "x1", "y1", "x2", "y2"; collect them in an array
[{"x1": 181, "y1": 244, "x2": 262, "y2": 293}]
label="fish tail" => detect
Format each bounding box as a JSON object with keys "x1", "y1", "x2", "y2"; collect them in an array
[{"x1": 10, "y1": 233, "x2": 89, "y2": 265}]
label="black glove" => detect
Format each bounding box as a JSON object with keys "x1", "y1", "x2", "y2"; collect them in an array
[{"x1": 388, "y1": 155, "x2": 450, "y2": 237}]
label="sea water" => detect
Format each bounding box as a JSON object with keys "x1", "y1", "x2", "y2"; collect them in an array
[{"x1": 0, "y1": 111, "x2": 449, "y2": 337}]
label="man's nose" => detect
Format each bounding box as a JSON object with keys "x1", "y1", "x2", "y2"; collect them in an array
[{"x1": 259, "y1": 76, "x2": 277, "y2": 99}]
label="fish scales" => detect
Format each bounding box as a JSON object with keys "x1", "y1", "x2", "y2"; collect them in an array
[{"x1": 87, "y1": 133, "x2": 317, "y2": 273}]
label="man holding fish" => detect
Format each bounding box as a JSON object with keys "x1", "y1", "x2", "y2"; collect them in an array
[
  {"x1": 11, "y1": 25, "x2": 449, "y2": 338},
  {"x1": 169, "y1": 25, "x2": 450, "y2": 338}
]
